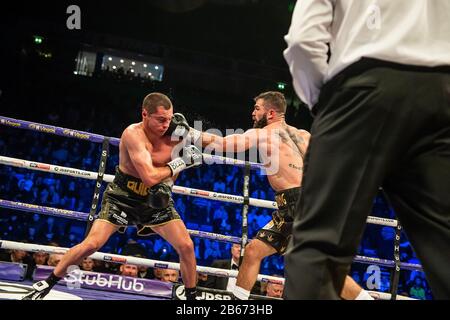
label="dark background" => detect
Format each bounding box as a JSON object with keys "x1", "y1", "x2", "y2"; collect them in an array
[
  {"x1": 1, "y1": 0, "x2": 312, "y2": 132},
  {"x1": 4, "y1": 0, "x2": 294, "y2": 66}
]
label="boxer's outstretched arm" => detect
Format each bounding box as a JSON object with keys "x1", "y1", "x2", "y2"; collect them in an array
[
  {"x1": 123, "y1": 129, "x2": 172, "y2": 187},
  {"x1": 200, "y1": 129, "x2": 259, "y2": 153}
]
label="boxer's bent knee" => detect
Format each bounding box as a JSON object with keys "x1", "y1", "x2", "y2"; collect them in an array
[{"x1": 176, "y1": 238, "x2": 194, "y2": 257}]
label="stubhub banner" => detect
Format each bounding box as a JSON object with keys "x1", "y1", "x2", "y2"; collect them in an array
[{"x1": 34, "y1": 265, "x2": 173, "y2": 298}]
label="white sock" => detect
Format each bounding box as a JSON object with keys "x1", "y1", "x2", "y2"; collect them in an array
[
  {"x1": 355, "y1": 289, "x2": 374, "y2": 300},
  {"x1": 233, "y1": 286, "x2": 250, "y2": 300}
]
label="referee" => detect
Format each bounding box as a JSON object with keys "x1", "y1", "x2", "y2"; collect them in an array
[{"x1": 283, "y1": 0, "x2": 450, "y2": 299}]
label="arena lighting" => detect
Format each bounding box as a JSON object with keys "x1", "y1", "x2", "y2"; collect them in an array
[
  {"x1": 108, "y1": 57, "x2": 112, "y2": 61},
  {"x1": 34, "y1": 36, "x2": 43, "y2": 44},
  {"x1": 277, "y1": 82, "x2": 286, "y2": 90}
]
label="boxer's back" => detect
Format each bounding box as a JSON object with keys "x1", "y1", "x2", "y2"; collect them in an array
[{"x1": 262, "y1": 124, "x2": 310, "y2": 192}]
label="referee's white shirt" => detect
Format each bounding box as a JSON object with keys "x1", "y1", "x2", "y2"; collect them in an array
[{"x1": 284, "y1": 0, "x2": 450, "y2": 108}]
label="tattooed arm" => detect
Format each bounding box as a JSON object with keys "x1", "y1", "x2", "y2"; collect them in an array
[
  {"x1": 296, "y1": 129, "x2": 311, "y2": 156},
  {"x1": 282, "y1": 125, "x2": 311, "y2": 159}
]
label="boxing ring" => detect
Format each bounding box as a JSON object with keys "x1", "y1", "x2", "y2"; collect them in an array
[{"x1": 0, "y1": 115, "x2": 421, "y2": 300}]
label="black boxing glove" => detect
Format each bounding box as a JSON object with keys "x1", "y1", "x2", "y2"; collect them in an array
[
  {"x1": 167, "y1": 145, "x2": 203, "y2": 176},
  {"x1": 165, "y1": 113, "x2": 202, "y2": 144},
  {"x1": 165, "y1": 113, "x2": 190, "y2": 138},
  {"x1": 147, "y1": 182, "x2": 172, "y2": 209}
]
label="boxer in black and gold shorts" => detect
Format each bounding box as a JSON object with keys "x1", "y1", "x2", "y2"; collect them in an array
[
  {"x1": 97, "y1": 167, "x2": 181, "y2": 236},
  {"x1": 255, "y1": 187, "x2": 301, "y2": 255}
]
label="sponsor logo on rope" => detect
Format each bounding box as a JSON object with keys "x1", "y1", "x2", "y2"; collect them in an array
[
  {"x1": 213, "y1": 270, "x2": 230, "y2": 277},
  {"x1": 154, "y1": 263, "x2": 168, "y2": 269},
  {"x1": 53, "y1": 166, "x2": 92, "y2": 178},
  {"x1": 29, "y1": 162, "x2": 51, "y2": 170},
  {"x1": 214, "y1": 234, "x2": 233, "y2": 240},
  {"x1": 2, "y1": 159, "x2": 25, "y2": 167},
  {"x1": 1, "y1": 119, "x2": 21, "y2": 127},
  {"x1": 62, "y1": 129, "x2": 90, "y2": 140},
  {"x1": 103, "y1": 256, "x2": 127, "y2": 264},
  {"x1": 172, "y1": 186, "x2": 185, "y2": 193},
  {"x1": 15, "y1": 202, "x2": 40, "y2": 210},
  {"x1": 46, "y1": 207, "x2": 76, "y2": 215},
  {"x1": 28, "y1": 124, "x2": 56, "y2": 134},
  {"x1": 371, "y1": 217, "x2": 391, "y2": 222},
  {"x1": 259, "y1": 277, "x2": 284, "y2": 285},
  {"x1": 189, "y1": 190, "x2": 210, "y2": 197},
  {"x1": 28, "y1": 248, "x2": 67, "y2": 255},
  {"x1": 213, "y1": 193, "x2": 243, "y2": 203}
]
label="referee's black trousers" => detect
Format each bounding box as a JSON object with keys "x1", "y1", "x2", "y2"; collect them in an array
[{"x1": 285, "y1": 59, "x2": 450, "y2": 299}]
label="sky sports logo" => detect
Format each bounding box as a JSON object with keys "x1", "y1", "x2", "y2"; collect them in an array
[{"x1": 103, "y1": 256, "x2": 127, "y2": 264}]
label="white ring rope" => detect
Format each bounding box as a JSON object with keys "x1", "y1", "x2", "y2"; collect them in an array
[
  {"x1": 367, "y1": 291, "x2": 416, "y2": 300},
  {"x1": 0, "y1": 198, "x2": 242, "y2": 244},
  {"x1": 0, "y1": 198, "x2": 423, "y2": 271},
  {"x1": 0, "y1": 115, "x2": 265, "y2": 170},
  {"x1": 0, "y1": 240, "x2": 284, "y2": 284},
  {"x1": 0, "y1": 155, "x2": 398, "y2": 227},
  {"x1": 0, "y1": 239, "x2": 418, "y2": 300}
]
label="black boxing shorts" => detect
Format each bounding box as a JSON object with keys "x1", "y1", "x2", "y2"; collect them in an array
[
  {"x1": 255, "y1": 187, "x2": 301, "y2": 255},
  {"x1": 97, "y1": 167, "x2": 180, "y2": 236}
]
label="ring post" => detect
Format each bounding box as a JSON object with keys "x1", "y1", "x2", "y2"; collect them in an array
[
  {"x1": 380, "y1": 188, "x2": 402, "y2": 300},
  {"x1": 85, "y1": 137, "x2": 110, "y2": 237},
  {"x1": 239, "y1": 161, "x2": 251, "y2": 266}
]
